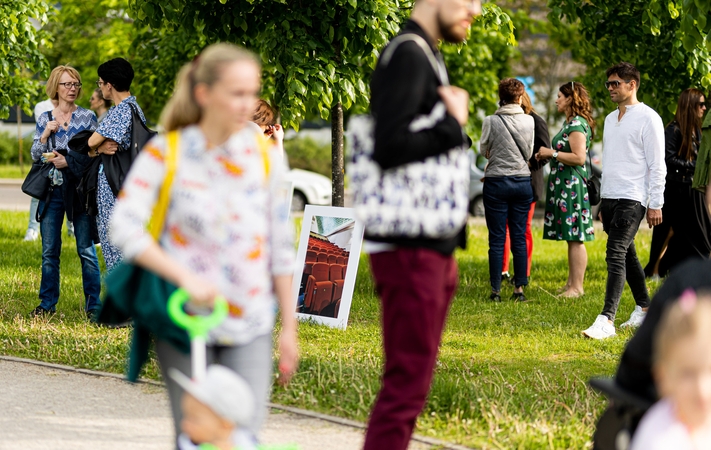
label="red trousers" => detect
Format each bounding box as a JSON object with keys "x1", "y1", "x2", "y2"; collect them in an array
[
  {"x1": 502, "y1": 201, "x2": 536, "y2": 277},
  {"x1": 364, "y1": 248, "x2": 458, "y2": 450}
]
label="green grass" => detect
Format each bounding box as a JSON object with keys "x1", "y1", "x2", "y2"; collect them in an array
[
  {"x1": 0, "y1": 164, "x2": 30, "y2": 179},
  {"x1": 0, "y1": 211, "x2": 662, "y2": 449}
]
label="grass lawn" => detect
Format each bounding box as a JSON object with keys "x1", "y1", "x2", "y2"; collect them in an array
[
  {"x1": 0, "y1": 164, "x2": 30, "y2": 179},
  {"x1": 0, "y1": 211, "x2": 662, "y2": 449}
]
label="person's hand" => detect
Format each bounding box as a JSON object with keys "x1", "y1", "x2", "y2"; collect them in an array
[
  {"x1": 277, "y1": 325, "x2": 298, "y2": 385},
  {"x1": 438, "y1": 86, "x2": 469, "y2": 126},
  {"x1": 536, "y1": 147, "x2": 555, "y2": 161},
  {"x1": 42, "y1": 121, "x2": 59, "y2": 140},
  {"x1": 51, "y1": 152, "x2": 68, "y2": 169},
  {"x1": 181, "y1": 274, "x2": 220, "y2": 308},
  {"x1": 97, "y1": 140, "x2": 118, "y2": 156},
  {"x1": 647, "y1": 208, "x2": 663, "y2": 228},
  {"x1": 269, "y1": 124, "x2": 284, "y2": 144}
]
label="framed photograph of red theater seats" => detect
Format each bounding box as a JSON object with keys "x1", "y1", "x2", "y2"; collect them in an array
[{"x1": 292, "y1": 205, "x2": 365, "y2": 329}]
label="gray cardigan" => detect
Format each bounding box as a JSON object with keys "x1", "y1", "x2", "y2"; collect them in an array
[{"x1": 481, "y1": 104, "x2": 535, "y2": 177}]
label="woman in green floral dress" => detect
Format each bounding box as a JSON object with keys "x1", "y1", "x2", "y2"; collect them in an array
[{"x1": 537, "y1": 82, "x2": 596, "y2": 298}]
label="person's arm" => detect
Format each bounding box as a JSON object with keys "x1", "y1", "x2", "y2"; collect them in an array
[
  {"x1": 88, "y1": 131, "x2": 107, "y2": 150},
  {"x1": 109, "y1": 137, "x2": 219, "y2": 304},
  {"x1": 538, "y1": 132, "x2": 586, "y2": 166},
  {"x1": 30, "y1": 114, "x2": 50, "y2": 161},
  {"x1": 529, "y1": 114, "x2": 551, "y2": 171},
  {"x1": 645, "y1": 115, "x2": 667, "y2": 225},
  {"x1": 480, "y1": 116, "x2": 492, "y2": 159},
  {"x1": 265, "y1": 138, "x2": 298, "y2": 383},
  {"x1": 372, "y1": 42, "x2": 464, "y2": 170}
]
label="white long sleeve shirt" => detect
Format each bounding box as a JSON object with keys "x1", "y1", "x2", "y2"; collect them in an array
[
  {"x1": 601, "y1": 103, "x2": 667, "y2": 209},
  {"x1": 601, "y1": 103, "x2": 666, "y2": 209}
]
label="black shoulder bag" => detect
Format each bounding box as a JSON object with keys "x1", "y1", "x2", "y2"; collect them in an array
[
  {"x1": 572, "y1": 151, "x2": 601, "y2": 206},
  {"x1": 101, "y1": 103, "x2": 157, "y2": 196},
  {"x1": 22, "y1": 112, "x2": 56, "y2": 220}
]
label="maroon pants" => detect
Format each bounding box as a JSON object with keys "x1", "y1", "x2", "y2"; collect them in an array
[{"x1": 363, "y1": 248, "x2": 458, "y2": 450}]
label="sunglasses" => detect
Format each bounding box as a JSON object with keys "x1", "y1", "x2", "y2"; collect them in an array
[
  {"x1": 699, "y1": 102, "x2": 708, "y2": 109},
  {"x1": 604, "y1": 80, "x2": 632, "y2": 89}
]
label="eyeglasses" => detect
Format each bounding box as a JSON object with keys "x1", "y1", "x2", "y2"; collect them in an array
[
  {"x1": 699, "y1": 102, "x2": 707, "y2": 109},
  {"x1": 604, "y1": 80, "x2": 631, "y2": 89},
  {"x1": 58, "y1": 82, "x2": 82, "y2": 89}
]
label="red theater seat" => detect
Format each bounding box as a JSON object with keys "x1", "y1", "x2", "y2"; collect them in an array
[
  {"x1": 328, "y1": 255, "x2": 337, "y2": 264},
  {"x1": 317, "y1": 253, "x2": 328, "y2": 263}
]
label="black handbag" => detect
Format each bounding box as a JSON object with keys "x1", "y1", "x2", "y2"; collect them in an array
[
  {"x1": 21, "y1": 112, "x2": 56, "y2": 220},
  {"x1": 573, "y1": 151, "x2": 601, "y2": 206}
]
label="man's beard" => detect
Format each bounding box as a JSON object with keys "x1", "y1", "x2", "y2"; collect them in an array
[{"x1": 438, "y1": 11, "x2": 467, "y2": 43}]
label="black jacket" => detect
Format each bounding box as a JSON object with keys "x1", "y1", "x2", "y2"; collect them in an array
[
  {"x1": 664, "y1": 122, "x2": 697, "y2": 184},
  {"x1": 369, "y1": 20, "x2": 466, "y2": 255},
  {"x1": 529, "y1": 112, "x2": 550, "y2": 202},
  {"x1": 55, "y1": 149, "x2": 92, "y2": 222},
  {"x1": 69, "y1": 130, "x2": 101, "y2": 216}
]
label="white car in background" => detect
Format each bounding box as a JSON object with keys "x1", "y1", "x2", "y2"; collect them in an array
[{"x1": 286, "y1": 168, "x2": 332, "y2": 211}]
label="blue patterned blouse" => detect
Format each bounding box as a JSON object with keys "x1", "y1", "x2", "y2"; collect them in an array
[
  {"x1": 31, "y1": 107, "x2": 98, "y2": 161},
  {"x1": 95, "y1": 96, "x2": 146, "y2": 150}
]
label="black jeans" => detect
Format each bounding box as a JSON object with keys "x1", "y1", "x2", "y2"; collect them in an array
[{"x1": 600, "y1": 199, "x2": 651, "y2": 321}]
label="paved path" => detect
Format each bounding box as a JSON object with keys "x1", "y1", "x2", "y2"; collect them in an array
[
  {"x1": 0, "y1": 359, "x2": 439, "y2": 450},
  {"x1": 0, "y1": 179, "x2": 29, "y2": 212}
]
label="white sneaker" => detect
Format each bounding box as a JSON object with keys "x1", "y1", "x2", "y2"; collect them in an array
[
  {"x1": 582, "y1": 315, "x2": 616, "y2": 339},
  {"x1": 621, "y1": 305, "x2": 646, "y2": 328},
  {"x1": 23, "y1": 229, "x2": 39, "y2": 242}
]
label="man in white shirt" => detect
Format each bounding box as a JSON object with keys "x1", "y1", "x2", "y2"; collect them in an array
[{"x1": 583, "y1": 62, "x2": 666, "y2": 340}]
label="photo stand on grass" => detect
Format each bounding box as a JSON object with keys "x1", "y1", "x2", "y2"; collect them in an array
[{"x1": 292, "y1": 205, "x2": 364, "y2": 329}]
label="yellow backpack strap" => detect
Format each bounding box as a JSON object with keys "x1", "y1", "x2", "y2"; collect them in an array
[
  {"x1": 256, "y1": 132, "x2": 271, "y2": 180},
  {"x1": 149, "y1": 131, "x2": 180, "y2": 240}
]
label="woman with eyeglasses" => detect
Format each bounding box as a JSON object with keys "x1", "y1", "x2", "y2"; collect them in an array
[
  {"x1": 86, "y1": 57, "x2": 147, "y2": 271},
  {"x1": 644, "y1": 88, "x2": 711, "y2": 278},
  {"x1": 29, "y1": 65, "x2": 102, "y2": 318},
  {"x1": 536, "y1": 81, "x2": 596, "y2": 298}
]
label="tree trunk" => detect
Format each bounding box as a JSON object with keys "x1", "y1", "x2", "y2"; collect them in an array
[{"x1": 331, "y1": 101, "x2": 344, "y2": 207}]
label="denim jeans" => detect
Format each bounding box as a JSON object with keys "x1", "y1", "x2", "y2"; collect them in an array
[
  {"x1": 38, "y1": 187, "x2": 101, "y2": 312},
  {"x1": 483, "y1": 176, "x2": 533, "y2": 291},
  {"x1": 600, "y1": 199, "x2": 650, "y2": 321}
]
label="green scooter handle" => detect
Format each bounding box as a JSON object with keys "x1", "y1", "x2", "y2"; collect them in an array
[{"x1": 167, "y1": 288, "x2": 229, "y2": 339}]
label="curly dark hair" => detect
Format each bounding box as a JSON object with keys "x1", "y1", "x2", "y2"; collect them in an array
[
  {"x1": 559, "y1": 81, "x2": 596, "y2": 139},
  {"x1": 498, "y1": 78, "x2": 525, "y2": 106}
]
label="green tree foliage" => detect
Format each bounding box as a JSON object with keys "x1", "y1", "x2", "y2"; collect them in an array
[
  {"x1": 42, "y1": 0, "x2": 139, "y2": 108},
  {"x1": 0, "y1": 0, "x2": 51, "y2": 119},
  {"x1": 444, "y1": 4, "x2": 517, "y2": 138},
  {"x1": 549, "y1": 0, "x2": 711, "y2": 123}
]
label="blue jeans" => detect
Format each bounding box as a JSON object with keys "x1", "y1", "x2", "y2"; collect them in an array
[
  {"x1": 38, "y1": 188, "x2": 101, "y2": 312},
  {"x1": 484, "y1": 176, "x2": 533, "y2": 292}
]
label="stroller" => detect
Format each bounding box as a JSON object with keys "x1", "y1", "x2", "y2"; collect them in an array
[{"x1": 589, "y1": 258, "x2": 711, "y2": 449}]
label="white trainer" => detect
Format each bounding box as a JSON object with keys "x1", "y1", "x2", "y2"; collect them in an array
[
  {"x1": 582, "y1": 315, "x2": 616, "y2": 340},
  {"x1": 23, "y1": 229, "x2": 39, "y2": 242},
  {"x1": 621, "y1": 305, "x2": 646, "y2": 328}
]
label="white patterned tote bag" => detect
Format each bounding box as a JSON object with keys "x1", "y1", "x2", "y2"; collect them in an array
[{"x1": 346, "y1": 34, "x2": 470, "y2": 239}]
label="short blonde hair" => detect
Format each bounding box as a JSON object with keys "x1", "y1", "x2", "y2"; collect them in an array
[{"x1": 46, "y1": 65, "x2": 83, "y2": 101}]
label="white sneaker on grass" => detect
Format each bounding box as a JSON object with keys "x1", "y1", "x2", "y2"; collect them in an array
[
  {"x1": 582, "y1": 315, "x2": 616, "y2": 340},
  {"x1": 621, "y1": 305, "x2": 646, "y2": 328},
  {"x1": 23, "y1": 229, "x2": 39, "y2": 242}
]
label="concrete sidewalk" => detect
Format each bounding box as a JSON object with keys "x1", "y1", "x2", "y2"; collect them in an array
[{"x1": 0, "y1": 358, "x2": 445, "y2": 450}]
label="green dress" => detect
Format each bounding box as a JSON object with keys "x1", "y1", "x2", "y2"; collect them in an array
[{"x1": 543, "y1": 116, "x2": 595, "y2": 242}]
